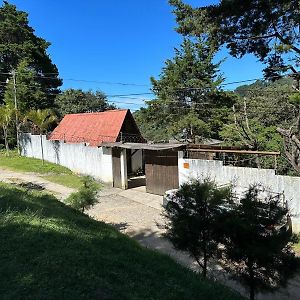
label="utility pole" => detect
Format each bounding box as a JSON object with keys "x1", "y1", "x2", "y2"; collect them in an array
[{"x1": 11, "y1": 70, "x2": 20, "y2": 154}]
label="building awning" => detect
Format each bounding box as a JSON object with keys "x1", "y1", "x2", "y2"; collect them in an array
[{"x1": 101, "y1": 142, "x2": 186, "y2": 151}]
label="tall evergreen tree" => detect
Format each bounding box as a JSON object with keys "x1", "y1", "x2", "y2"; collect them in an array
[
  {"x1": 0, "y1": 2, "x2": 62, "y2": 106},
  {"x1": 136, "y1": 38, "x2": 235, "y2": 142}
]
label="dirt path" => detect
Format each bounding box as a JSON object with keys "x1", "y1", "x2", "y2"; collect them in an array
[{"x1": 0, "y1": 168, "x2": 75, "y2": 199}]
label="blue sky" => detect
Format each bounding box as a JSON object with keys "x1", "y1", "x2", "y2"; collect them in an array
[{"x1": 9, "y1": 0, "x2": 264, "y2": 110}]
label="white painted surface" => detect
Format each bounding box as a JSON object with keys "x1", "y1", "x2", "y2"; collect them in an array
[
  {"x1": 178, "y1": 151, "x2": 300, "y2": 232},
  {"x1": 20, "y1": 133, "x2": 113, "y2": 183},
  {"x1": 120, "y1": 149, "x2": 128, "y2": 189}
]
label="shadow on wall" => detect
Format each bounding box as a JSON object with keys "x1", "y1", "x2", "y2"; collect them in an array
[
  {"x1": 51, "y1": 140, "x2": 61, "y2": 164},
  {"x1": 19, "y1": 133, "x2": 32, "y2": 156}
]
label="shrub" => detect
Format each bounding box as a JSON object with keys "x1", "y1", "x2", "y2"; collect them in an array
[
  {"x1": 65, "y1": 176, "x2": 100, "y2": 213},
  {"x1": 164, "y1": 178, "x2": 234, "y2": 278}
]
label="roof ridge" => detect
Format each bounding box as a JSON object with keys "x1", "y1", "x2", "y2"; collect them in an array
[{"x1": 65, "y1": 109, "x2": 128, "y2": 117}]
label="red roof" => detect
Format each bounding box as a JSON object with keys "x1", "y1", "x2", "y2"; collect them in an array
[{"x1": 49, "y1": 109, "x2": 130, "y2": 146}]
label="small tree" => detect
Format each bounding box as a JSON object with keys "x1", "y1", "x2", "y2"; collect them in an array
[
  {"x1": 220, "y1": 184, "x2": 300, "y2": 300},
  {"x1": 65, "y1": 176, "x2": 100, "y2": 213},
  {"x1": 25, "y1": 109, "x2": 57, "y2": 164},
  {"x1": 164, "y1": 178, "x2": 233, "y2": 278},
  {"x1": 0, "y1": 105, "x2": 14, "y2": 156}
]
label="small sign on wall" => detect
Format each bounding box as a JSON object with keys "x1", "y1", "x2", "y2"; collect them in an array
[{"x1": 183, "y1": 162, "x2": 190, "y2": 169}]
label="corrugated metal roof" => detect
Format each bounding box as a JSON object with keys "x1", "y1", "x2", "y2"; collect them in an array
[
  {"x1": 49, "y1": 110, "x2": 129, "y2": 146},
  {"x1": 102, "y1": 142, "x2": 186, "y2": 150}
]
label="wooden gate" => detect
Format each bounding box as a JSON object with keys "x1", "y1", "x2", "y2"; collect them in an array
[
  {"x1": 145, "y1": 150, "x2": 179, "y2": 195},
  {"x1": 112, "y1": 148, "x2": 122, "y2": 188}
]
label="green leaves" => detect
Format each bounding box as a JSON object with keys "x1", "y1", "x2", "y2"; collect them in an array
[
  {"x1": 55, "y1": 89, "x2": 115, "y2": 117},
  {"x1": 0, "y1": 2, "x2": 62, "y2": 105},
  {"x1": 65, "y1": 176, "x2": 101, "y2": 213},
  {"x1": 25, "y1": 109, "x2": 57, "y2": 133}
]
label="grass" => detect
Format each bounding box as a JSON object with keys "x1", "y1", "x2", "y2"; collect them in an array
[
  {"x1": 0, "y1": 150, "x2": 84, "y2": 189},
  {"x1": 0, "y1": 183, "x2": 243, "y2": 300}
]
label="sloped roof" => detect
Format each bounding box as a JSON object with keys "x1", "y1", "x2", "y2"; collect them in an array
[{"x1": 49, "y1": 109, "x2": 130, "y2": 146}]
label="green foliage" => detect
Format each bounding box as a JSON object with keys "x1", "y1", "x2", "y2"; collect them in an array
[
  {"x1": 4, "y1": 60, "x2": 48, "y2": 113},
  {"x1": 0, "y1": 105, "x2": 14, "y2": 155},
  {"x1": 0, "y1": 2, "x2": 62, "y2": 105},
  {"x1": 219, "y1": 79, "x2": 297, "y2": 174},
  {"x1": 136, "y1": 38, "x2": 235, "y2": 142},
  {"x1": 170, "y1": 0, "x2": 300, "y2": 80},
  {"x1": 164, "y1": 178, "x2": 234, "y2": 277},
  {"x1": 0, "y1": 182, "x2": 243, "y2": 299},
  {"x1": 65, "y1": 176, "x2": 101, "y2": 212},
  {"x1": 25, "y1": 109, "x2": 57, "y2": 134},
  {"x1": 220, "y1": 184, "x2": 300, "y2": 300},
  {"x1": 55, "y1": 89, "x2": 115, "y2": 117}
]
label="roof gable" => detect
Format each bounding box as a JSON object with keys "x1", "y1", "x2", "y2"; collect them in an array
[{"x1": 49, "y1": 109, "x2": 132, "y2": 146}]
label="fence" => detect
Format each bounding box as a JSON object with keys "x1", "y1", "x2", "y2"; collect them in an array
[
  {"x1": 178, "y1": 151, "x2": 300, "y2": 232},
  {"x1": 20, "y1": 133, "x2": 113, "y2": 182}
]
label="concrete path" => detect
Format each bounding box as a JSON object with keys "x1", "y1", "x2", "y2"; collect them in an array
[
  {"x1": 89, "y1": 185, "x2": 300, "y2": 300},
  {"x1": 0, "y1": 168, "x2": 75, "y2": 199}
]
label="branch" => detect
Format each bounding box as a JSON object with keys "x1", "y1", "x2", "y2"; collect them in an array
[
  {"x1": 272, "y1": 22, "x2": 300, "y2": 55},
  {"x1": 233, "y1": 33, "x2": 276, "y2": 40}
]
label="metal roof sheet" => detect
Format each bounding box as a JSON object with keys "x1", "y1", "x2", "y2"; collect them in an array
[
  {"x1": 101, "y1": 142, "x2": 186, "y2": 150},
  {"x1": 49, "y1": 110, "x2": 129, "y2": 146}
]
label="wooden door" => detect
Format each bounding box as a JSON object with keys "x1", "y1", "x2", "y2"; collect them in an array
[
  {"x1": 112, "y1": 148, "x2": 122, "y2": 188},
  {"x1": 145, "y1": 150, "x2": 179, "y2": 195}
]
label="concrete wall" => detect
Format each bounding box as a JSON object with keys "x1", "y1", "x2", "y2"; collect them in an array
[
  {"x1": 131, "y1": 149, "x2": 143, "y2": 173},
  {"x1": 20, "y1": 133, "x2": 113, "y2": 183},
  {"x1": 178, "y1": 151, "x2": 300, "y2": 232}
]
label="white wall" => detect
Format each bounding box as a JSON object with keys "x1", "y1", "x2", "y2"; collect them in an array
[
  {"x1": 21, "y1": 133, "x2": 113, "y2": 183},
  {"x1": 178, "y1": 151, "x2": 300, "y2": 232}
]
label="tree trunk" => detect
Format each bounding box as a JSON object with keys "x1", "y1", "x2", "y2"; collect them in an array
[
  {"x1": 3, "y1": 125, "x2": 9, "y2": 156},
  {"x1": 40, "y1": 134, "x2": 44, "y2": 165},
  {"x1": 248, "y1": 263, "x2": 255, "y2": 300},
  {"x1": 203, "y1": 245, "x2": 207, "y2": 278}
]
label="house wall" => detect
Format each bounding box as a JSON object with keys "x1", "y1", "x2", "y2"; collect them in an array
[
  {"x1": 178, "y1": 151, "x2": 300, "y2": 232},
  {"x1": 131, "y1": 149, "x2": 143, "y2": 173},
  {"x1": 20, "y1": 133, "x2": 113, "y2": 182}
]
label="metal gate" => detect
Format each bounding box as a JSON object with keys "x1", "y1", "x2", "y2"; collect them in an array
[
  {"x1": 145, "y1": 150, "x2": 179, "y2": 195},
  {"x1": 112, "y1": 148, "x2": 122, "y2": 188}
]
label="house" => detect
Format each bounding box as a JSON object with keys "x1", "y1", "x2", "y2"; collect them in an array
[{"x1": 49, "y1": 109, "x2": 144, "y2": 145}]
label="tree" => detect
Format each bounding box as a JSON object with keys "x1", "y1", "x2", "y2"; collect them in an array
[
  {"x1": 170, "y1": 0, "x2": 300, "y2": 81},
  {"x1": 4, "y1": 60, "x2": 48, "y2": 113},
  {"x1": 0, "y1": 105, "x2": 14, "y2": 155},
  {"x1": 25, "y1": 109, "x2": 57, "y2": 164},
  {"x1": 164, "y1": 178, "x2": 234, "y2": 278},
  {"x1": 65, "y1": 176, "x2": 100, "y2": 213},
  {"x1": 136, "y1": 38, "x2": 235, "y2": 142},
  {"x1": 0, "y1": 2, "x2": 62, "y2": 105},
  {"x1": 54, "y1": 89, "x2": 115, "y2": 117},
  {"x1": 220, "y1": 184, "x2": 300, "y2": 300}
]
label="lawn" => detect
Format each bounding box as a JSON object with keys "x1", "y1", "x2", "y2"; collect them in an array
[
  {"x1": 0, "y1": 150, "x2": 84, "y2": 189},
  {"x1": 0, "y1": 183, "x2": 243, "y2": 300}
]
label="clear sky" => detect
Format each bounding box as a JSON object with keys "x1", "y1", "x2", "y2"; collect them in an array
[{"x1": 9, "y1": 0, "x2": 264, "y2": 110}]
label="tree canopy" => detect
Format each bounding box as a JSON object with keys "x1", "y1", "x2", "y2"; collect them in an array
[
  {"x1": 0, "y1": 2, "x2": 62, "y2": 105},
  {"x1": 170, "y1": 0, "x2": 300, "y2": 81},
  {"x1": 54, "y1": 89, "x2": 116, "y2": 117},
  {"x1": 135, "y1": 38, "x2": 235, "y2": 142}
]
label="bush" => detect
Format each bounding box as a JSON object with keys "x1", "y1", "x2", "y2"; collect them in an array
[
  {"x1": 164, "y1": 178, "x2": 234, "y2": 278},
  {"x1": 65, "y1": 176, "x2": 100, "y2": 212}
]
